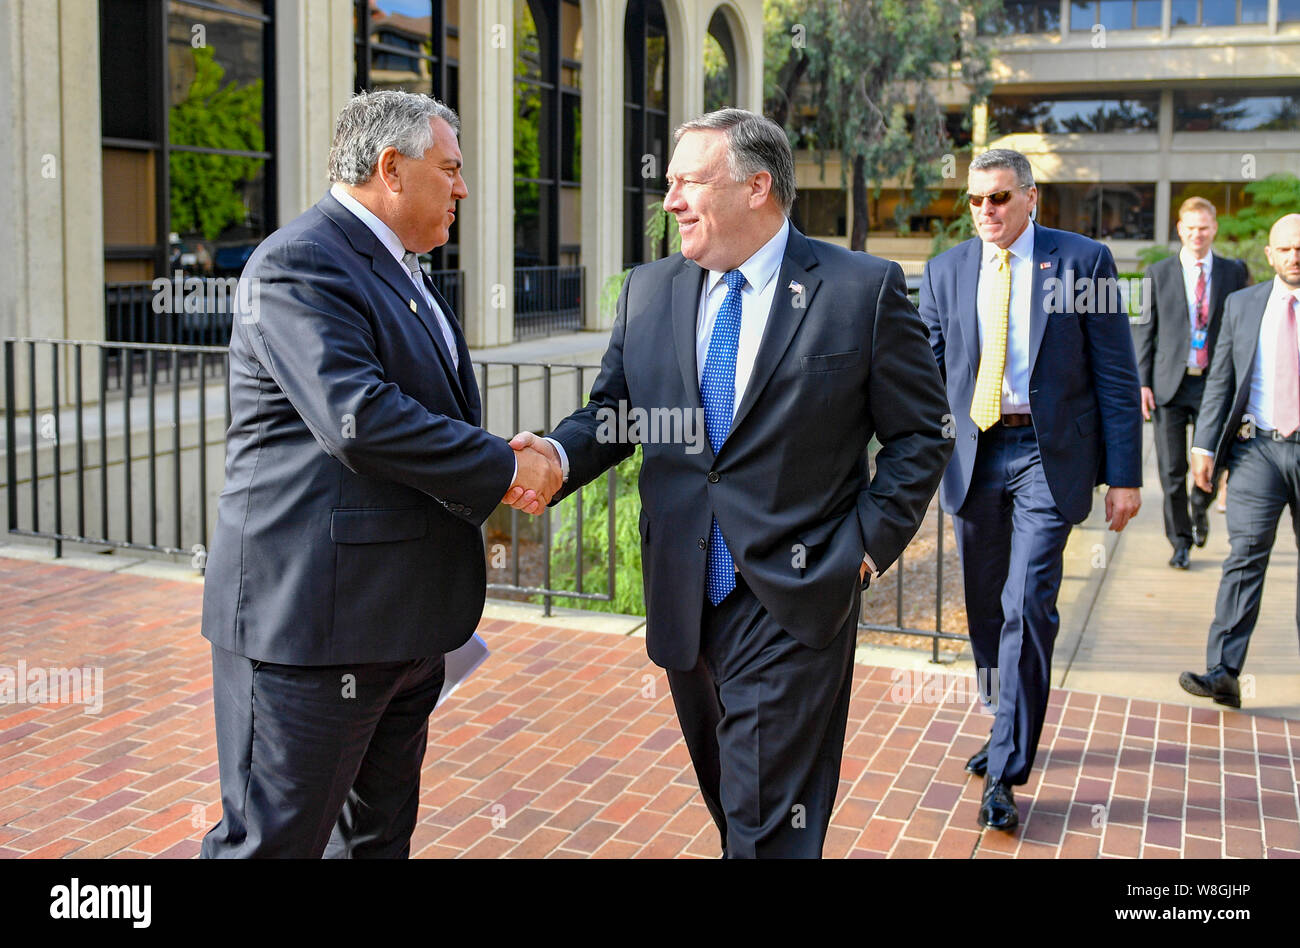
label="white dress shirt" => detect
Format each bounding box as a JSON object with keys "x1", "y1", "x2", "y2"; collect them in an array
[
  {"x1": 329, "y1": 182, "x2": 459, "y2": 371},
  {"x1": 1244, "y1": 277, "x2": 1300, "y2": 433},
  {"x1": 694, "y1": 219, "x2": 790, "y2": 412},
  {"x1": 976, "y1": 220, "x2": 1035, "y2": 415},
  {"x1": 1179, "y1": 246, "x2": 1213, "y2": 369}
]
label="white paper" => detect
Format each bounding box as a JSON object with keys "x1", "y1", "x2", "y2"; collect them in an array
[{"x1": 436, "y1": 632, "x2": 490, "y2": 708}]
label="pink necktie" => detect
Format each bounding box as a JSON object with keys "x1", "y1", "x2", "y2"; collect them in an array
[{"x1": 1275, "y1": 296, "x2": 1300, "y2": 438}]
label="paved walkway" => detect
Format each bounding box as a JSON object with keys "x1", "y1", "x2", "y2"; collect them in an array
[{"x1": 1, "y1": 555, "x2": 1298, "y2": 858}]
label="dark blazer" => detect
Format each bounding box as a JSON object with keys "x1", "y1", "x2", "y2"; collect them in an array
[
  {"x1": 918, "y1": 224, "x2": 1143, "y2": 524},
  {"x1": 549, "y1": 226, "x2": 952, "y2": 671},
  {"x1": 1134, "y1": 253, "x2": 1250, "y2": 405},
  {"x1": 1192, "y1": 281, "x2": 1276, "y2": 476},
  {"x1": 201, "y1": 192, "x2": 515, "y2": 665}
]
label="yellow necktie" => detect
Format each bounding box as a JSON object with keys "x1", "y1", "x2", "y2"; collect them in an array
[{"x1": 971, "y1": 248, "x2": 1011, "y2": 431}]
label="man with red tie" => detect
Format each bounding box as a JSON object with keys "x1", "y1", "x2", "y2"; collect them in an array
[
  {"x1": 1183, "y1": 213, "x2": 1300, "y2": 707},
  {"x1": 1135, "y1": 197, "x2": 1249, "y2": 570}
]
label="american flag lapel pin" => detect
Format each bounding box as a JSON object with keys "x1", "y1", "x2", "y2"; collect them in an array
[
  {"x1": 789, "y1": 280, "x2": 804, "y2": 295},
  {"x1": 1039, "y1": 261, "x2": 1052, "y2": 270},
  {"x1": 409, "y1": 298, "x2": 419, "y2": 312}
]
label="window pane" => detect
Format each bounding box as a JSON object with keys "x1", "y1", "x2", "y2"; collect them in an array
[
  {"x1": 1174, "y1": 90, "x2": 1300, "y2": 131},
  {"x1": 1170, "y1": 0, "x2": 1197, "y2": 25},
  {"x1": 561, "y1": 91, "x2": 581, "y2": 182},
  {"x1": 1200, "y1": 0, "x2": 1236, "y2": 25},
  {"x1": 168, "y1": 1, "x2": 266, "y2": 150},
  {"x1": 515, "y1": 80, "x2": 551, "y2": 181},
  {"x1": 794, "y1": 189, "x2": 847, "y2": 238},
  {"x1": 1039, "y1": 183, "x2": 1098, "y2": 237},
  {"x1": 514, "y1": 180, "x2": 542, "y2": 266},
  {"x1": 102, "y1": 0, "x2": 159, "y2": 141},
  {"x1": 1283, "y1": 0, "x2": 1300, "y2": 22},
  {"x1": 1038, "y1": 0, "x2": 1062, "y2": 31},
  {"x1": 168, "y1": 152, "x2": 267, "y2": 268},
  {"x1": 646, "y1": 32, "x2": 667, "y2": 112},
  {"x1": 514, "y1": 0, "x2": 542, "y2": 83},
  {"x1": 1240, "y1": 0, "x2": 1268, "y2": 23},
  {"x1": 990, "y1": 95, "x2": 1158, "y2": 133},
  {"x1": 1134, "y1": 0, "x2": 1162, "y2": 27},
  {"x1": 703, "y1": 31, "x2": 731, "y2": 112},
  {"x1": 103, "y1": 148, "x2": 157, "y2": 248},
  {"x1": 1099, "y1": 184, "x2": 1154, "y2": 239},
  {"x1": 1098, "y1": 0, "x2": 1131, "y2": 30},
  {"x1": 1070, "y1": 1, "x2": 1095, "y2": 30}
]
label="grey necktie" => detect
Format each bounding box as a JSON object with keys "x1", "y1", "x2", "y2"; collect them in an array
[{"x1": 401, "y1": 251, "x2": 459, "y2": 371}]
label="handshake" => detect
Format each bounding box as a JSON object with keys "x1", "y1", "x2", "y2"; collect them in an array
[{"x1": 501, "y1": 432, "x2": 563, "y2": 515}]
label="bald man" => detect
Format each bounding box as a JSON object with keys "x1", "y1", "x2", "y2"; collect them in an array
[{"x1": 1182, "y1": 214, "x2": 1300, "y2": 708}]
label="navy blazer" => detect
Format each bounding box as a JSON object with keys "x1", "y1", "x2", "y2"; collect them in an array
[
  {"x1": 918, "y1": 224, "x2": 1143, "y2": 524},
  {"x1": 201, "y1": 192, "x2": 515, "y2": 665},
  {"x1": 549, "y1": 227, "x2": 953, "y2": 671},
  {"x1": 1192, "y1": 281, "x2": 1277, "y2": 476}
]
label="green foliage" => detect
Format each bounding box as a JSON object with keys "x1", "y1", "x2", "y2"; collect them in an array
[
  {"x1": 1215, "y1": 173, "x2": 1300, "y2": 241},
  {"x1": 1136, "y1": 244, "x2": 1176, "y2": 271},
  {"x1": 599, "y1": 202, "x2": 680, "y2": 322},
  {"x1": 544, "y1": 450, "x2": 646, "y2": 616},
  {"x1": 168, "y1": 45, "x2": 265, "y2": 240},
  {"x1": 704, "y1": 32, "x2": 731, "y2": 112},
  {"x1": 764, "y1": 0, "x2": 1002, "y2": 250},
  {"x1": 928, "y1": 199, "x2": 975, "y2": 257}
]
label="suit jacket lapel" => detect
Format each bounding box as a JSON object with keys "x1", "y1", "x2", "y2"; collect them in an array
[
  {"x1": 319, "y1": 192, "x2": 469, "y2": 416},
  {"x1": 960, "y1": 239, "x2": 983, "y2": 382},
  {"x1": 426, "y1": 278, "x2": 476, "y2": 420},
  {"x1": 730, "y1": 228, "x2": 821, "y2": 438},
  {"x1": 671, "y1": 261, "x2": 706, "y2": 416},
  {"x1": 1029, "y1": 225, "x2": 1060, "y2": 371},
  {"x1": 1208, "y1": 253, "x2": 1229, "y2": 325}
]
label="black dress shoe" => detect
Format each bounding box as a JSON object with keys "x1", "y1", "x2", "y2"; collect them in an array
[
  {"x1": 1169, "y1": 546, "x2": 1190, "y2": 569},
  {"x1": 1192, "y1": 510, "x2": 1209, "y2": 548},
  {"x1": 1179, "y1": 665, "x2": 1241, "y2": 708},
  {"x1": 965, "y1": 739, "x2": 989, "y2": 776},
  {"x1": 978, "y1": 776, "x2": 1018, "y2": 831}
]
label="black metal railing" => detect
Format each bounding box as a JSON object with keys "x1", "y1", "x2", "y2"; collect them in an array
[
  {"x1": 3, "y1": 338, "x2": 954, "y2": 649},
  {"x1": 426, "y1": 268, "x2": 464, "y2": 324},
  {"x1": 514, "y1": 266, "x2": 584, "y2": 340}
]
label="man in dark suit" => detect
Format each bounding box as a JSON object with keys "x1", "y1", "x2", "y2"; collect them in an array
[
  {"x1": 1135, "y1": 197, "x2": 1250, "y2": 569},
  {"x1": 506, "y1": 109, "x2": 952, "y2": 857},
  {"x1": 1182, "y1": 213, "x2": 1300, "y2": 708},
  {"x1": 918, "y1": 148, "x2": 1143, "y2": 831},
  {"x1": 200, "y1": 91, "x2": 559, "y2": 857}
]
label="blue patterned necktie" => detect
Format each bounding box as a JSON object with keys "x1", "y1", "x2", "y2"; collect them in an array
[{"x1": 701, "y1": 269, "x2": 746, "y2": 605}]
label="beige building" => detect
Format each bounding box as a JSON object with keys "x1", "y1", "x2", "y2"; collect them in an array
[
  {"x1": 0, "y1": 0, "x2": 765, "y2": 395},
  {"x1": 792, "y1": 0, "x2": 1300, "y2": 272}
]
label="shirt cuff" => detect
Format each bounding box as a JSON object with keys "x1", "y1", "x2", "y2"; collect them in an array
[
  {"x1": 544, "y1": 437, "x2": 570, "y2": 483},
  {"x1": 863, "y1": 553, "x2": 878, "y2": 575},
  {"x1": 1190, "y1": 447, "x2": 1214, "y2": 458}
]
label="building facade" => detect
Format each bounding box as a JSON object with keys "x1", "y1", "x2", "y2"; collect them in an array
[
  {"x1": 791, "y1": 0, "x2": 1300, "y2": 272},
  {"x1": 0, "y1": 0, "x2": 765, "y2": 386}
]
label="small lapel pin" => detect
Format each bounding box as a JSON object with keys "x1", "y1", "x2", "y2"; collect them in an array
[
  {"x1": 409, "y1": 299, "x2": 418, "y2": 312},
  {"x1": 789, "y1": 280, "x2": 804, "y2": 295},
  {"x1": 1039, "y1": 261, "x2": 1052, "y2": 270}
]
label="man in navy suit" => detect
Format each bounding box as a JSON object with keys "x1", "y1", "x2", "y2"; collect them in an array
[
  {"x1": 200, "y1": 91, "x2": 559, "y2": 857},
  {"x1": 918, "y1": 149, "x2": 1143, "y2": 831},
  {"x1": 509, "y1": 109, "x2": 952, "y2": 857}
]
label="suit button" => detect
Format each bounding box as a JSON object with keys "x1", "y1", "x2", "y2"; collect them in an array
[
  {"x1": 698, "y1": 538, "x2": 707, "y2": 550},
  {"x1": 970, "y1": 433, "x2": 977, "y2": 441},
  {"x1": 462, "y1": 507, "x2": 472, "y2": 516},
  {"x1": 707, "y1": 471, "x2": 720, "y2": 483}
]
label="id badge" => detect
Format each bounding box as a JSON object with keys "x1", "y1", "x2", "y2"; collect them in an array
[{"x1": 1191, "y1": 327, "x2": 1208, "y2": 351}]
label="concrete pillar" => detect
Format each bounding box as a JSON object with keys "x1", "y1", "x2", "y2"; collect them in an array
[
  {"x1": 275, "y1": 0, "x2": 353, "y2": 224},
  {"x1": 459, "y1": 0, "x2": 515, "y2": 347},
  {"x1": 1156, "y1": 89, "x2": 1173, "y2": 245},
  {"x1": 580, "y1": 0, "x2": 625, "y2": 331}
]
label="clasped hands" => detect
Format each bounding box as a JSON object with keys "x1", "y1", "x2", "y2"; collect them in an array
[{"x1": 502, "y1": 431, "x2": 562, "y2": 515}]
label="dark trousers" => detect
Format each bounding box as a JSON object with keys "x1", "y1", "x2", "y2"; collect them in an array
[
  {"x1": 952, "y1": 424, "x2": 1074, "y2": 787},
  {"x1": 1207, "y1": 436, "x2": 1300, "y2": 673},
  {"x1": 1154, "y1": 373, "x2": 1214, "y2": 550},
  {"x1": 201, "y1": 644, "x2": 445, "y2": 858},
  {"x1": 665, "y1": 575, "x2": 859, "y2": 858}
]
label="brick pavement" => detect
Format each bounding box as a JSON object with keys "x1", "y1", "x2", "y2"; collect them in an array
[{"x1": 1, "y1": 555, "x2": 1297, "y2": 858}]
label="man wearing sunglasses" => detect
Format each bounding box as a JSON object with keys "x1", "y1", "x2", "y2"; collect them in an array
[{"x1": 918, "y1": 148, "x2": 1143, "y2": 832}]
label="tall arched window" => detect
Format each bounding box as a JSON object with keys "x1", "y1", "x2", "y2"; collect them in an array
[
  {"x1": 704, "y1": 9, "x2": 736, "y2": 113},
  {"x1": 623, "y1": 0, "x2": 670, "y2": 267}
]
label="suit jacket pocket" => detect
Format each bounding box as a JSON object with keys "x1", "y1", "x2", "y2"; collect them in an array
[
  {"x1": 801, "y1": 349, "x2": 859, "y2": 373},
  {"x1": 1075, "y1": 408, "x2": 1098, "y2": 437},
  {"x1": 330, "y1": 506, "x2": 428, "y2": 544}
]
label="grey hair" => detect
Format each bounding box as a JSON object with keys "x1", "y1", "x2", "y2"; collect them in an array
[
  {"x1": 328, "y1": 90, "x2": 460, "y2": 185},
  {"x1": 969, "y1": 148, "x2": 1035, "y2": 189},
  {"x1": 674, "y1": 108, "x2": 796, "y2": 215}
]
